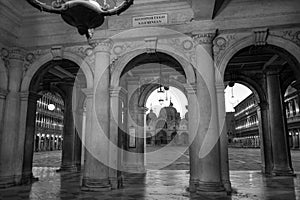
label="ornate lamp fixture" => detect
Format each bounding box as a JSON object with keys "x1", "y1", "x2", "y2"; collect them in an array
[{"x1": 26, "y1": 0, "x2": 134, "y2": 39}]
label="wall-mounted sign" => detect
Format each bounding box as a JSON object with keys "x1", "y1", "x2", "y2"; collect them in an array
[
  {"x1": 132, "y1": 14, "x2": 168, "y2": 27},
  {"x1": 129, "y1": 127, "x2": 136, "y2": 148}
]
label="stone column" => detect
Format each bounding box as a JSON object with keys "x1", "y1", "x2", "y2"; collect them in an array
[
  {"x1": 0, "y1": 48, "x2": 25, "y2": 187},
  {"x1": 58, "y1": 84, "x2": 77, "y2": 172},
  {"x1": 266, "y1": 71, "x2": 293, "y2": 176},
  {"x1": 136, "y1": 106, "x2": 146, "y2": 172},
  {"x1": 20, "y1": 92, "x2": 41, "y2": 184},
  {"x1": 216, "y1": 84, "x2": 231, "y2": 193},
  {"x1": 82, "y1": 39, "x2": 112, "y2": 191},
  {"x1": 186, "y1": 84, "x2": 200, "y2": 192},
  {"x1": 193, "y1": 32, "x2": 224, "y2": 193}
]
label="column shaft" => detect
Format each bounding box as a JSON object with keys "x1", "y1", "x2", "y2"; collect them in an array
[
  {"x1": 21, "y1": 92, "x2": 41, "y2": 184},
  {"x1": 59, "y1": 84, "x2": 77, "y2": 172},
  {"x1": 187, "y1": 84, "x2": 200, "y2": 192},
  {"x1": 266, "y1": 72, "x2": 293, "y2": 175},
  {"x1": 193, "y1": 33, "x2": 224, "y2": 193},
  {"x1": 257, "y1": 102, "x2": 273, "y2": 174},
  {"x1": 82, "y1": 40, "x2": 112, "y2": 191},
  {"x1": 136, "y1": 107, "x2": 146, "y2": 172}
]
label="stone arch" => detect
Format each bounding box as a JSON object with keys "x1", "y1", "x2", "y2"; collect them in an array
[
  {"x1": 217, "y1": 35, "x2": 300, "y2": 80},
  {"x1": 110, "y1": 27, "x2": 196, "y2": 88},
  {"x1": 0, "y1": 58, "x2": 8, "y2": 90},
  {"x1": 21, "y1": 51, "x2": 94, "y2": 92},
  {"x1": 137, "y1": 79, "x2": 188, "y2": 107},
  {"x1": 111, "y1": 49, "x2": 195, "y2": 88},
  {"x1": 224, "y1": 74, "x2": 267, "y2": 104}
]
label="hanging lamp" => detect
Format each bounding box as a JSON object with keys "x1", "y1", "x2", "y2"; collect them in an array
[{"x1": 26, "y1": 0, "x2": 134, "y2": 39}]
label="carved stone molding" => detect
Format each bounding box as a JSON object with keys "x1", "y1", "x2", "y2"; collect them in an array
[
  {"x1": 1, "y1": 48, "x2": 26, "y2": 62},
  {"x1": 89, "y1": 39, "x2": 113, "y2": 53},
  {"x1": 253, "y1": 28, "x2": 269, "y2": 46},
  {"x1": 270, "y1": 28, "x2": 300, "y2": 47},
  {"x1": 213, "y1": 34, "x2": 237, "y2": 60},
  {"x1": 192, "y1": 32, "x2": 216, "y2": 45},
  {"x1": 213, "y1": 32, "x2": 251, "y2": 66}
]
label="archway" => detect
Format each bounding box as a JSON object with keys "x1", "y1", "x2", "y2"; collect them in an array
[
  {"x1": 283, "y1": 81, "x2": 300, "y2": 172},
  {"x1": 224, "y1": 83, "x2": 262, "y2": 171},
  {"x1": 222, "y1": 42, "x2": 300, "y2": 175},
  {"x1": 20, "y1": 58, "x2": 89, "y2": 183},
  {"x1": 113, "y1": 49, "x2": 193, "y2": 175}
]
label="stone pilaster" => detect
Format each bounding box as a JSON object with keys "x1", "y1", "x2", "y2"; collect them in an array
[
  {"x1": 0, "y1": 89, "x2": 7, "y2": 142},
  {"x1": 109, "y1": 87, "x2": 127, "y2": 189},
  {"x1": 186, "y1": 83, "x2": 199, "y2": 192},
  {"x1": 0, "y1": 48, "x2": 26, "y2": 187},
  {"x1": 266, "y1": 71, "x2": 294, "y2": 176},
  {"x1": 136, "y1": 106, "x2": 147, "y2": 173}
]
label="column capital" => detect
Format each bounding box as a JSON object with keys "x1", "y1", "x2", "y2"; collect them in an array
[
  {"x1": 81, "y1": 88, "x2": 94, "y2": 99},
  {"x1": 20, "y1": 91, "x2": 42, "y2": 102},
  {"x1": 109, "y1": 87, "x2": 128, "y2": 97},
  {"x1": 185, "y1": 83, "x2": 197, "y2": 95},
  {"x1": 258, "y1": 101, "x2": 269, "y2": 111},
  {"x1": 266, "y1": 69, "x2": 280, "y2": 76},
  {"x1": 137, "y1": 106, "x2": 148, "y2": 114},
  {"x1": 192, "y1": 31, "x2": 216, "y2": 45},
  {"x1": 1, "y1": 47, "x2": 26, "y2": 62},
  {"x1": 88, "y1": 39, "x2": 113, "y2": 53},
  {"x1": 216, "y1": 83, "x2": 226, "y2": 93}
]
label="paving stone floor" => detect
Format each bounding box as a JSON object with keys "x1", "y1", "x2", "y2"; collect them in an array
[
  {"x1": 0, "y1": 168, "x2": 299, "y2": 200},
  {"x1": 0, "y1": 148, "x2": 299, "y2": 199}
]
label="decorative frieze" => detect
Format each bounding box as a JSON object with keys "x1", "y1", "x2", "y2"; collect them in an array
[
  {"x1": 192, "y1": 32, "x2": 216, "y2": 45},
  {"x1": 270, "y1": 28, "x2": 300, "y2": 47},
  {"x1": 88, "y1": 39, "x2": 113, "y2": 53}
]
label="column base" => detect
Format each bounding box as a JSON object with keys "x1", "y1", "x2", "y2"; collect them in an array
[
  {"x1": 222, "y1": 180, "x2": 232, "y2": 194},
  {"x1": 21, "y1": 172, "x2": 39, "y2": 184},
  {"x1": 109, "y1": 176, "x2": 124, "y2": 189},
  {"x1": 81, "y1": 178, "x2": 111, "y2": 192},
  {"x1": 188, "y1": 178, "x2": 199, "y2": 192},
  {"x1": 197, "y1": 181, "x2": 225, "y2": 194},
  {"x1": 272, "y1": 168, "x2": 295, "y2": 176},
  {"x1": 123, "y1": 164, "x2": 146, "y2": 173},
  {"x1": 0, "y1": 175, "x2": 16, "y2": 188},
  {"x1": 56, "y1": 164, "x2": 78, "y2": 172}
]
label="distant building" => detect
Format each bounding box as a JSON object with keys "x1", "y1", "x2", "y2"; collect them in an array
[
  {"x1": 146, "y1": 101, "x2": 189, "y2": 146},
  {"x1": 34, "y1": 92, "x2": 64, "y2": 152},
  {"x1": 227, "y1": 84, "x2": 300, "y2": 149}
]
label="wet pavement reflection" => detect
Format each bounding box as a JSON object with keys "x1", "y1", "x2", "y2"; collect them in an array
[{"x1": 0, "y1": 168, "x2": 299, "y2": 200}]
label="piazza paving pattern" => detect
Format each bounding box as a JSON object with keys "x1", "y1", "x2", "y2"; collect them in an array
[{"x1": 0, "y1": 167, "x2": 299, "y2": 200}]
